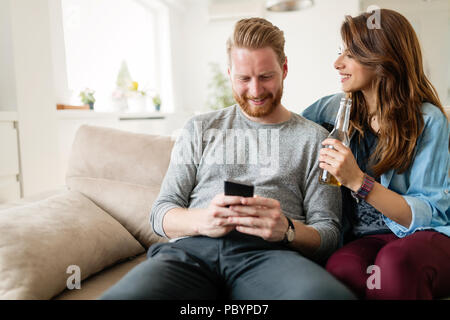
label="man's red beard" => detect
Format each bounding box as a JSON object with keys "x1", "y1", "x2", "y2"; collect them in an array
[{"x1": 232, "y1": 85, "x2": 283, "y2": 118}]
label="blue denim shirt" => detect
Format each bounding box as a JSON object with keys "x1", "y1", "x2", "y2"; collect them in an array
[{"x1": 302, "y1": 93, "x2": 450, "y2": 238}]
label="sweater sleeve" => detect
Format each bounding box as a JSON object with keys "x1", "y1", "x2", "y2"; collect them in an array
[
  {"x1": 301, "y1": 127, "x2": 343, "y2": 262},
  {"x1": 150, "y1": 118, "x2": 201, "y2": 238}
]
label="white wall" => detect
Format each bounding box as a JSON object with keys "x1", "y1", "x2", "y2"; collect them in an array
[
  {"x1": 0, "y1": 0, "x2": 17, "y2": 111},
  {"x1": 170, "y1": 0, "x2": 360, "y2": 115},
  {"x1": 170, "y1": 0, "x2": 449, "y2": 114},
  {"x1": 270, "y1": 0, "x2": 360, "y2": 113},
  {"x1": 8, "y1": 0, "x2": 61, "y2": 195},
  {"x1": 360, "y1": 0, "x2": 450, "y2": 105},
  {"x1": 49, "y1": 0, "x2": 71, "y2": 104}
]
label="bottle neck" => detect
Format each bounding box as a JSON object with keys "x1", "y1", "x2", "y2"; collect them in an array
[{"x1": 334, "y1": 98, "x2": 351, "y2": 132}]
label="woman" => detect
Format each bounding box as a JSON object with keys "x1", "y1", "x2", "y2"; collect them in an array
[{"x1": 302, "y1": 9, "x2": 450, "y2": 300}]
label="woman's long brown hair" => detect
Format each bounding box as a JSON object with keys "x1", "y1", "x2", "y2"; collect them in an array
[{"x1": 341, "y1": 9, "x2": 445, "y2": 177}]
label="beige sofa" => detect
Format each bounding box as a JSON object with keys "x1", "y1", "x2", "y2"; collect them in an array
[{"x1": 0, "y1": 125, "x2": 173, "y2": 299}]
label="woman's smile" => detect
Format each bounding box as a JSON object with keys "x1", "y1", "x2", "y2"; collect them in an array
[{"x1": 340, "y1": 73, "x2": 352, "y2": 83}]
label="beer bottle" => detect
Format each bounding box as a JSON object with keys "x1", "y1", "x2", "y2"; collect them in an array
[{"x1": 318, "y1": 96, "x2": 352, "y2": 186}]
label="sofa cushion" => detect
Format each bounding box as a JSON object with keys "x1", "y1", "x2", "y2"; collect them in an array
[
  {"x1": 0, "y1": 190, "x2": 145, "y2": 299},
  {"x1": 54, "y1": 253, "x2": 147, "y2": 300},
  {"x1": 0, "y1": 187, "x2": 68, "y2": 211},
  {"x1": 66, "y1": 125, "x2": 175, "y2": 248}
]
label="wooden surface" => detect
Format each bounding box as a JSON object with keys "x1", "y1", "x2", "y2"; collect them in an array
[{"x1": 57, "y1": 104, "x2": 90, "y2": 110}]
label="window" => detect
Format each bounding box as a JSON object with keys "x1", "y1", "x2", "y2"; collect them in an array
[{"x1": 61, "y1": 0, "x2": 172, "y2": 112}]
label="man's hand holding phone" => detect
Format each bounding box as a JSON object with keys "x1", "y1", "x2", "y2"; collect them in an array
[
  {"x1": 222, "y1": 180, "x2": 289, "y2": 242},
  {"x1": 196, "y1": 193, "x2": 245, "y2": 238},
  {"x1": 197, "y1": 180, "x2": 289, "y2": 241},
  {"x1": 196, "y1": 180, "x2": 254, "y2": 238},
  {"x1": 227, "y1": 196, "x2": 289, "y2": 242}
]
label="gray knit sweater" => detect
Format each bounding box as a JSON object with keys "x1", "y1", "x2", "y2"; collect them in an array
[{"x1": 150, "y1": 105, "x2": 342, "y2": 261}]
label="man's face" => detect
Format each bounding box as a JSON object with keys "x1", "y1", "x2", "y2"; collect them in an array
[{"x1": 229, "y1": 47, "x2": 287, "y2": 118}]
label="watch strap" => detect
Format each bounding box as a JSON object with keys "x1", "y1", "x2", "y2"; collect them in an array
[
  {"x1": 351, "y1": 173, "x2": 375, "y2": 200},
  {"x1": 285, "y1": 215, "x2": 294, "y2": 230},
  {"x1": 282, "y1": 216, "x2": 295, "y2": 244}
]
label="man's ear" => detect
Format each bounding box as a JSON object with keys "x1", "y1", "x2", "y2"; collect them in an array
[
  {"x1": 228, "y1": 66, "x2": 235, "y2": 84},
  {"x1": 283, "y1": 57, "x2": 288, "y2": 80}
]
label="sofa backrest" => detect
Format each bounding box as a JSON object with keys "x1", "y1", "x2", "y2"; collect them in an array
[{"x1": 66, "y1": 125, "x2": 175, "y2": 248}]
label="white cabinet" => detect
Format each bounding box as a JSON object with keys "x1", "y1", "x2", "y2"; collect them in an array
[{"x1": 0, "y1": 112, "x2": 21, "y2": 203}]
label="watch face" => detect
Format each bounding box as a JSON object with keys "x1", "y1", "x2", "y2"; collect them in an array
[{"x1": 287, "y1": 228, "x2": 295, "y2": 242}]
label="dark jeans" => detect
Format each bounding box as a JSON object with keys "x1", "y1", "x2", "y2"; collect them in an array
[
  {"x1": 100, "y1": 230, "x2": 356, "y2": 300},
  {"x1": 326, "y1": 231, "x2": 450, "y2": 299}
]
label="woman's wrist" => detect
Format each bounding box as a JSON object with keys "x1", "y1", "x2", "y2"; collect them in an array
[
  {"x1": 351, "y1": 173, "x2": 376, "y2": 201},
  {"x1": 349, "y1": 171, "x2": 366, "y2": 192}
]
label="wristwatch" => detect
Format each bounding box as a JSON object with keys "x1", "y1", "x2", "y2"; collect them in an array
[{"x1": 282, "y1": 216, "x2": 295, "y2": 244}]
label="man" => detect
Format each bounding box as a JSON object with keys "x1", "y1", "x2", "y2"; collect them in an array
[{"x1": 101, "y1": 18, "x2": 355, "y2": 300}]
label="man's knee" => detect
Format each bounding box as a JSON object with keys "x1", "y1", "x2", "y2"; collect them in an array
[
  {"x1": 285, "y1": 275, "x2": 357, "y2": 300},
  {"x1": 269, "y1": 252, "x2": 356, "y2": 300},
  {"x1": 99, "y1": 258, "x2": 165, "y2": 299},
  {"x1": 100, "y1": 256, "x2": 220, "y2": 300}
]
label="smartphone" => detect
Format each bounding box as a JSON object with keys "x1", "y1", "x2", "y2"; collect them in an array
[{"x1": 224, "y1": 180, "x2": 254, "y2": 198}]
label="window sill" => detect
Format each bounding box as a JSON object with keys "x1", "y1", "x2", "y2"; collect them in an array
[{"x1": 56, "y1": 110, "x2": 168, "y2": 121}]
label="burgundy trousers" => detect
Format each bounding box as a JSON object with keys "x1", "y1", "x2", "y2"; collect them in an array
[{"x1": 326, "y1": 231, "x2": 450, "y2": 299}]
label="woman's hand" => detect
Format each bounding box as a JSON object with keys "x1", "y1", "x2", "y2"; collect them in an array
[{"x1": 319, "y1": 138, "x2": 365, "y2": 192}]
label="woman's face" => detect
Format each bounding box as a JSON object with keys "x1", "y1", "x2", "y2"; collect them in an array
[{"x1": 334, "y1": 44, "x2": 377, "y2": 93}]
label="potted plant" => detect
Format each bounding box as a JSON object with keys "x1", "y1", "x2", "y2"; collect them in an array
[
  {"x1": 206, "y1": 62, "x2": 235, "y2": 110},
  {"x1": 127, "y1": 81, "x2": 147, "y2": 112},
  {"x1": 79, "y1": 88, "x2": 96, "y2": 110},
  {"x1": 152, "y1": 94, "x2": 161, "y2": 112}
]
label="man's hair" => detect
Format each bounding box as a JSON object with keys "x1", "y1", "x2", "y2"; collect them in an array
[{"x1": 226, "y1": 18, "x2": 286, "y2": 68}]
